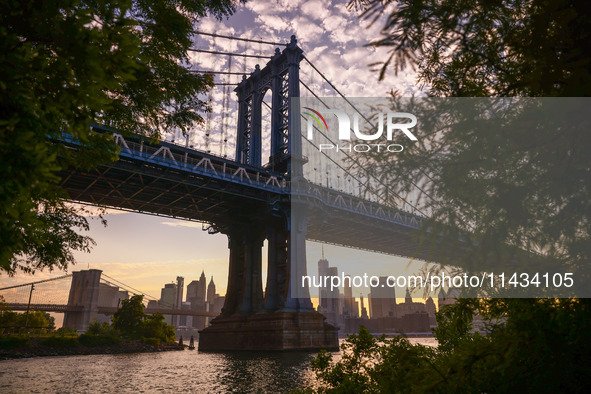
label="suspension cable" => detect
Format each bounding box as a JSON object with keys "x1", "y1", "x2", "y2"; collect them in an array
[
  {"x1": 192, "y1": 30, "x2": 287, "y2": 47},
  {"x1": 189, "y1": 70, "x2": 246, "y2": 75},
  {"x1": 0, "y1": 274, "x2": 72, "y2": 291},
  {"x1": 299, "y1": 80, "x2": 429, "y2": 216},
  {"x1": 302, "y1": 57, "x2": 439, "y2": 208},
  {"x1": 188, "y1": 48, "x2": 269, "y2": 59},
  {"x1": 101, "y1": 273, "x2": 160, "y2": 301}
]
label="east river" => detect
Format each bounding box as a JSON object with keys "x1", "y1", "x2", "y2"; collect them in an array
[{"x1": 0, "y1": 338, "x2": 437, "y2": 393}]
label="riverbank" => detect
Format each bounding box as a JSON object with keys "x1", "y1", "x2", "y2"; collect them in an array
[{"x1": 0, "y1": 337, "x2": 184, "y2": 360}]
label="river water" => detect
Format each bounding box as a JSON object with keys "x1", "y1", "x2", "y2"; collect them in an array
[{"x1": 0, "y1": 338, "x2": 437, "y2": 393}]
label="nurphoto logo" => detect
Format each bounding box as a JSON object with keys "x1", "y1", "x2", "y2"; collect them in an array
[{"x1": 303, "y1": 107, "x2": 418, "y2": 153}]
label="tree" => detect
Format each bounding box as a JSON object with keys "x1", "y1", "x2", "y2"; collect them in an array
[
  {"x1": 142, "y1": 313, "x2": 175, "y2": 343},
  {"x1": 0, "y1": 0, "x2": 241, "y2": 274},
  {"x1": 346, "y1": 1, "x2": 591, "y2": 286},
  {"x1": 112, "y1": 294, "x2": 146, "y2": 338},
  {"x1": 300, "y1": 1, "x2": 591, "y2": 391},
  {"x1": 0, "y1": 306, "x2": 55, "y2": 334},
  {"x1": 349, "y1": 0, "x2": 591, "y2": 97},
  {"x1": 112, "y1": 295, "x2": 175, "y2": 342}
]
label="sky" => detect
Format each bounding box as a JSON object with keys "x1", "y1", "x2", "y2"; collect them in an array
[{"x1": 0, "y1": 1, "x2": 430, "y2": 311}]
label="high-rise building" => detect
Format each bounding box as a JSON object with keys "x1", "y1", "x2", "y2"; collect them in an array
[
  {"x1": 343, "y1": 275, "x2": 359, "y2": 318},
  {"x1": 185, "y1": 270, "x2": 209, "y2": 330},
  {"x1": 207, "y1": 276, "x2": 215, "y2": 304},
  {"x1": 160, "y1": 282, "x2": 176, "y2": 325},
  {"x1": 174, "y1": 276, "x2": 184, "y2": 327},
  {"x1": 198, "y1": 270, "x2": 207, "y2": 302},
  {"x1": 316, "y1": 254, "x2": 342, "y2": 328},
  {"x1": 318, "y1": 256, "x2": 329, "y2": 312},
  {"x1": 186, "y1": 280, "x2": 201, "y2": 304},
  {"x1": 96, "y1": 283, "x2": 129, "y2": 324},
  {"x1": 369, "y1": 276, "x2": 397, "y2": 318},
  {"x1": 360, "y1": 293, "x2": 369, "y2": 319}
]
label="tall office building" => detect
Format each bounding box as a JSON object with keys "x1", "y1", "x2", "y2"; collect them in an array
[
  {"x1": 360, "y1": 294, "x2": 369, "y2": 319},
  {"x1": 185, "y1": 270, "x2": 209, "y2": 330},
  {"x1": 343, "y1": 275, "x2": 359, "y2": 318},
  {"x1": 207, "y1": 276, "x2": 215, "y2": 304},
  {"x1": 160, "y1": 282, "x2": 176, "y2": 325},
  {"x1": 174, "y1": 276, "x2": 184, "y2": 327},
  {"x1": 317, "y1": 256, "x2": 329, "y2": 312},
  {"x1": 369, "y1": 276, "x2": 397, "y2": 318},
  {"x1": 198, "y1": 270, "x2": 207, "y2": 302}
]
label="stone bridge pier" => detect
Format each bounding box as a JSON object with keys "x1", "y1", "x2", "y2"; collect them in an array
[{"x1": 198, "y1": 207, "x2": 338, "y2": 351}]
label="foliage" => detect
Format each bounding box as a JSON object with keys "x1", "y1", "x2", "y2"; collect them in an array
[
  {"x1": 298, "y1": 301, "x2": 591, "y2": 392},
  {"x1": 80, "y1": 320, "x2": 122, "y2": 346},
  {"x1": 347, "y1": 3, "x2": 591, "y2": 271},
  {"x1": 112, "y1": 295, "x2": 175, "y2": 343},
  {"x1": 79, "y1": 333, "x2": 121, "y2": 347},
  {"x1": 0, "y1": 309, "x2": 55, "y2": 334},
  {"x1": 142, "y1": 313, "x2": 176, "y2": 343},
  {"x1": 320, "y1": 2, "x2": 591, "y2": 392},
  {"x1": 0, "y1": 335, "x2": 30, "y2": 350},
  {"x1": 432, "y1": 299, "x2": 479, "y2": 354},
  {"x1": 349, "y1": 0, "x2": 591, "y2": 97},
  {"x1": 40, "y1": 334, "x2": 79, "y2": 348},
  {"x1": 0, "y1": 0, "x2": 241, "y2": 275},
  {"x1": 346, "y1": 3, "x2": 591, "y2": 284},
  {"x1": 294, "y1": 326, "x2": 437, "y2": 393},
  {"x1": 87, "y1": 320, "x2": 120, "y2": 337},
  {"x1": 55, "y1": 326, "x2": 79, "y2": 336},
  {"x1": 112, "y1": 295, "x2": 146, "y2": 337},
  {"x1": 141, "y1": 337, "x2": 161, "y2": 346}
]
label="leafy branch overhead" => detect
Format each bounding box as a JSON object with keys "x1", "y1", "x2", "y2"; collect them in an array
[
  {"x1": 350, "y1": 0, "x2": 591, "y2": 96},
  {"x1": 0, "y1": 0, "x2": 241, "y2": 274}
]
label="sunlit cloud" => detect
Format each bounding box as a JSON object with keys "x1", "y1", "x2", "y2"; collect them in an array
[{"x1": 160, "y1": 221, "x2": 204, "y2": 229}]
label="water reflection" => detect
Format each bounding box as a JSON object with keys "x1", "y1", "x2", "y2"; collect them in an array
[
  {"x1": 0, "y1": 338, "x2": 435, "y2": 393},
  {"x1": 0, "y1": 348, "x2": 318, "y2": 393},
  {"x1": 216, "y1": 351, "x2": 316, "y2": 392}
]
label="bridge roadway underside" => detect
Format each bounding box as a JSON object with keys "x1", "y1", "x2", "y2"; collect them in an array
[
  {"x1": 60, "y1": 160, "x2": 434, "y2": 260},
  {"x1": 305, "y1": 209, "x2": 435, "y2": 262},
  {"x1": 59, "y1": 155, "x2": 277, "y2": 226}
]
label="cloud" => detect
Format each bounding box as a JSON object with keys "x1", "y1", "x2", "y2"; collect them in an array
[
  {"x1": 161, "y1": 221, "x2": 204, "y2": 229},
  {"x1": 300, "y1": 1, "x2": 332, "y2": 22},
  {"x1": 67, "y1": 202, "x2": 130, "y2": 217}
]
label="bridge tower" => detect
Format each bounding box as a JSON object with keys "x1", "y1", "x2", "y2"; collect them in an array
[
  {"x1": 63, "y1": 269, "x2": 102, "y2": 332},
  {"x1": 199, "y1": 36, "x2": 338, "y2": 351}
]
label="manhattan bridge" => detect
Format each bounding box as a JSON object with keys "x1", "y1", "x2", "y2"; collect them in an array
[{"x1": 2, "y1": 34, "x2": 437, "y2": 351}]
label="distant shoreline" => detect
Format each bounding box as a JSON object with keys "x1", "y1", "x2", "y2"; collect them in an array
[{"x1": 0, "y1": 339, "x2": 185, "y2": 360}]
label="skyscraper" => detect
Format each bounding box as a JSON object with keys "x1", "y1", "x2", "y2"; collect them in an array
[
  {"x1": 360, "y1": 293, "x2": 369, "y2": 319},
  {"x1": 369, "y1": 276, "x2": 397, "y2": 318},
  {"x1": 207, "y1": 276, "x2": 216, "y2": 304},
  {"x1": 317, "y1": 255, "x2": 329, "y2": 312},
  {"x1": 160, "y1": 282, "x2": 176, "y2": 325},
  {"x1": 174, "y1": 276, "x2": 184, "y2": 327},
  {"x1": 186, "y1": 270, "x2": 208, "y2": 330},
  {"x1": 343, "y1": 275, "x2": 359, "y2": 318},
  {"x1": 198, "y1": 270, "x2": 207, "y2": 302}
]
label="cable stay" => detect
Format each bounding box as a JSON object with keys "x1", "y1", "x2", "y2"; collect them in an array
[
  {"x1": 192, "y1": 30, "x2": 287, "y2": 47},
  {"x1": 0, "y1": 274, "x2": 72, "y2": 291},
  {"x1": 188, "y1": 48, "x2": 269, "y2": 59}
]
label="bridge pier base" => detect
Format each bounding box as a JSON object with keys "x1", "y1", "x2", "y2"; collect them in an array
[
  {"x1": 199, "y1": 217, "x2": 338, "y2": 351},
  {"x1": 198, "y1": 312, "x2": 338, "y2": 351}
]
